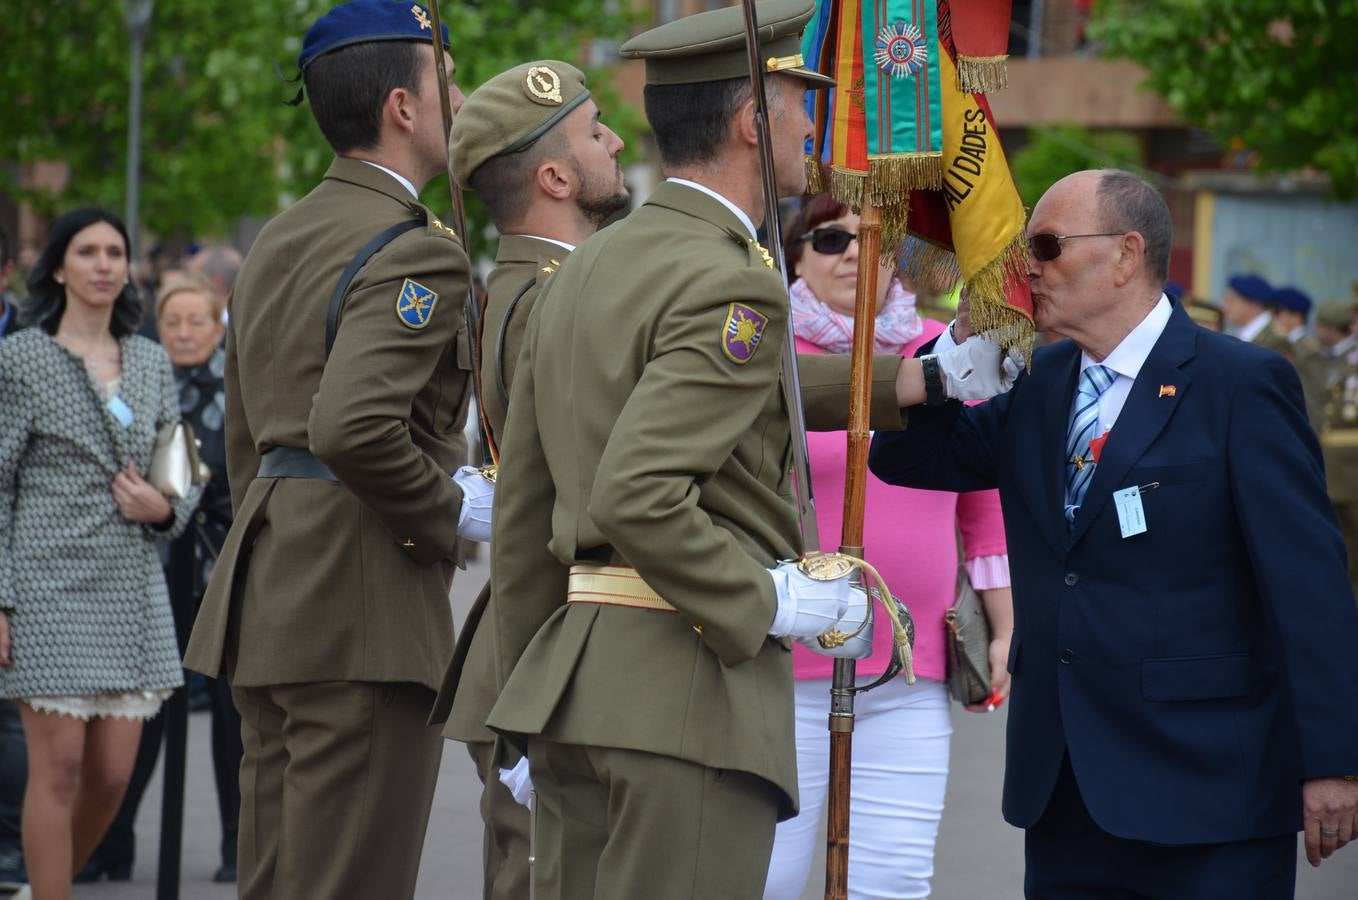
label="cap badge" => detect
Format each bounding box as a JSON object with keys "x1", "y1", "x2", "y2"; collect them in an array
[
  {"x1": 721, "y1": 302, "x2": 768, "y2": 365},
  {"x1": 410, "y1": 5, "x2": 432, "y2": 30},
  {"x1": 525, "y1": 66, "x2": 564, "y2": 105}
]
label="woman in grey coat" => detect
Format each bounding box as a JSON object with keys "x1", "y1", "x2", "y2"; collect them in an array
[{"x1": 0, "y1": 208, "x2": 201, "y2": 900}]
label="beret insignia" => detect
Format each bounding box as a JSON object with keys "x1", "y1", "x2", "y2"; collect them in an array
[
  {"x1": 396, "y1": 278, "x2": 439, "y2": 330},
  {"x1": 722, "y1": 302, "x2": 768, "y2": 365},
  {"x1": 411, "y1": 4, "x2": 432, "y2": 30},
  {"x1": 525, "y1": 66, "x2": 564, "y2": 105}
]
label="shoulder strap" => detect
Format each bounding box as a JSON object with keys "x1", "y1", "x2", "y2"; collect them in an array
[
  {"x1": 494, "y1": 277, "x2": 539, "y2": 406},
  {"x1": 325, "y1": 217, "x2": 425, "y2": 359}
]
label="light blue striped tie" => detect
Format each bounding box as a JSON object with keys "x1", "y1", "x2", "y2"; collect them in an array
[{"x1": 1064, "y1": 364, "x2": 1115, "y2": 524}]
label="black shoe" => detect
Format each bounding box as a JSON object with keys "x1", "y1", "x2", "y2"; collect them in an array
[
  {"x1": 212, "y1": 861, "x2": 237, "y2": 883},
  {"x1": 73, "y1": 857, "x2": 132, "y2": 883}
]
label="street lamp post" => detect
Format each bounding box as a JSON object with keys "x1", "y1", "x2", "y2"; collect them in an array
[{"x1": 124, "y1": 0, "x2": 154, "y2": 261}]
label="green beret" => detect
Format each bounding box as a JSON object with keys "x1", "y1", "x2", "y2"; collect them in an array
[
  {"x1": 450, "y1": 60, "x2": 591, "y2": 188},
  {"x1": 620, "y1": 0, "x2": 834, "y2": 89},
  {"x1": 1317, "y1": 300, "x2": 1356, "y2": 330}
]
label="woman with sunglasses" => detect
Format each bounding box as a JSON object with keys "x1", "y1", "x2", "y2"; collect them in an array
[{"x1": 762, "y1": 194, "x2": 1014, "y2": 900}]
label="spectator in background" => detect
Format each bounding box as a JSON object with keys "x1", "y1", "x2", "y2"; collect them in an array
[
  {"x1": 762, "y1": 194, "x2": 1013, "y2": 899},
  {"x1": 0, "y1": 208, "x2": 202, "y2": 899},
  {"x1": 1220, "y1": 273, "x2": 1290, "y2": 353},
  {"x1": 184, "y1": 245, "x2": 243, "y2": 322},
  {"x1": 0, "y1": 223, "x2": 26, "y2": 893},
  {"x1": 82, "y1": 272, "x2": 242, "y2": 884}
]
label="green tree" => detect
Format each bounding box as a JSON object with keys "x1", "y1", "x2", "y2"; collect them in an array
[
  {"x1": 1, "y1": 0, "x2": 641, "y2": 246},
  {"x1": 1089, "y1": 0, "x2": 1358, "y2": 197},
  {"x1": 1010, "y1": 126, "x2": 1144, "y2": 209}
]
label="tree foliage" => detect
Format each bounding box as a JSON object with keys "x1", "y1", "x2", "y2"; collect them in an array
[
  {"x1": 1010, "y1": 126, "x2": 1144, "y2": 209},
  {"x1": 1088, "y1": 0, "x2": 1358, "y2": 197},
  {"x1": 1, "y1": 0, "x2": 641, "y2": 246}
]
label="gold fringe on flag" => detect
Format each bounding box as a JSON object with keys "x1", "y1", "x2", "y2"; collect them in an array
[
  {"x1": 805, "y1": 154, "x2": 827, "y2": 194},
  {"x1": 900, "y1": 238, "x2": 962, "y2": 293},
  {"x1": 963, "y1": 228, "x2": 1034, "y2": 362},
  {"x1": 955, "y1": 54, "x2": 1010, "y2": 93},
  {"x1": 825, "y1": 155, "x2": 944, "y2": 263}
]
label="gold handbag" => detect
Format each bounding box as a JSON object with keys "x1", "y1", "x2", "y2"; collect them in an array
[{"x1": 148, "y1": 422, "x2": 202, "y2": 499}]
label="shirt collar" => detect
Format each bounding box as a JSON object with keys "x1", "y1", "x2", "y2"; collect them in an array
[
  {"x1": 1080, "y1": 294, "x2": 1172, "y2": 381},
  {"x1": 1238, "y1": 310, "x2": 1272, "y2": 343},
  {"x1": 359, "y1": 161, "x2": 418, "y2": 200},
  {"x1": 666, "y1": 177, "x2": 758, "y2": 240},
  {"x1": 522, "y1": 235, "x2": 576, "y2": 253}
]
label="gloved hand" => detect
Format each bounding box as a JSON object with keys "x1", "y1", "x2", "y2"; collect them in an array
[
  {"x1": 452, "y1": 466, "x2": 495, "y2": 542},
  {"x1": 767, "y1": 561, "x2": 855, "y2": 642},
  {"x1": 497, "y1": 756, "x2": 533, "y2": 808},
  {"x1": 935, "y1": 336, "x2": 1023, "y2": 401}
]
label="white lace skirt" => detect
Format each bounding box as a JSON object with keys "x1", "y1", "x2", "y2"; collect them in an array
[{"x1": 23, "y1": 689, "x2": 172, "y2": 721}]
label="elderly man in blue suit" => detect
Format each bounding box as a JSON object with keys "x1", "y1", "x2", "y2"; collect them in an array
[{"x1": 871, "y1": 169, "x2": 1358, "y2": 898}]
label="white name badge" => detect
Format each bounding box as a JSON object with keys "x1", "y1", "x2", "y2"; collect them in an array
[
  {"x1": 1113, "y1": 485, "x2": 1147, "y2": 538},
  {"x1": 106, "y1": 395, "x2": 134, "y2": 429}
]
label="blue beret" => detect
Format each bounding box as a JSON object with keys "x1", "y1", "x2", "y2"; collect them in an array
[
  {"x1": 300, "y1": 0, "x2": 450, "y2": 71},
  {"x1": 1226, "y1": 274, "x2": 1273, "y2": 302},
  {"x1": 1271, "y1": 286, "x2": 1312, "y2": 315}
]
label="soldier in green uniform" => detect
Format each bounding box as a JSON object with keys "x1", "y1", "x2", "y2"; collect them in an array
[
  {"x1": 182, "y1": 4, "x2": 493, "y2": 898},
  {"x1": 483, "y1": 1, "x2": 1019, "y2": 896},
  {"x1": 1221, "y1": 273, "x2": 1290, "y2": 354},
  {"x1": 1312, "y1": 300, "x2": 1358, "y2": 598},
  {"x1": 429, "y1": 60, "x2": 628, "y2": 900}
]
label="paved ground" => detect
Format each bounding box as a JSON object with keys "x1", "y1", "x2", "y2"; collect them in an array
[{"x1": 17, "y1": 555, "x2": 1354, "y2": 898}]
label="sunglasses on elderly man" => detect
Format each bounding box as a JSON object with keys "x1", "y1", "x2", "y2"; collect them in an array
[
  {"x1": 802, "y1": 227, "x2": 858, "y2": 256},
  {"x1": 1028, "y1": 231, "x2": 1124, "y2": 262}
]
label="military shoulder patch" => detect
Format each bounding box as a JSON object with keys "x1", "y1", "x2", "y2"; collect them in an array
[
  {"x1": 721, "y1": 302, "x2": 769, "y2": 365},
  {"x1": 396, "y1": 278, "x2": 439, "y2": 330}
]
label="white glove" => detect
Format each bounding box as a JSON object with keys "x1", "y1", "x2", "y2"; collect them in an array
[
  {"x1": 497, "y1": 757, "x2": 533, "y2": 808},
  {"x1": 767, "y1": 562, "x2": 853, "y2": 641},
  {"x1": 452, "y1": 466, "x2": 495, "y2": 542},
  {"x1": 935, "y1": 336, "x2": 1023, "y2": 401}
]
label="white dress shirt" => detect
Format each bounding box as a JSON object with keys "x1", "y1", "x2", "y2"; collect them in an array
[
  {"x1": 522, "y1": 235, "x2": 576, "y2": 253},
  {"x1": 666, "y1": 177, "x2": 757, "y2": 240},
  {"x1": 1237, "y1": 310, "x2": 1272, "y2": 343},
  {"x1": 360, "y1": 160, "x2": 419, "y2": 200},
  {"x1": 1074, "y1": 294, "x2": 1173, "y2": 435}
]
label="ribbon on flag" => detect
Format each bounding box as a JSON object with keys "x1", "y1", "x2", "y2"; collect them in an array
[{"x1": 949, "y1": 0, "x2": 1012, "y2": 92}]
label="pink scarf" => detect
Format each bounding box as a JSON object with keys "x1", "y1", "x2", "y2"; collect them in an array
[{"x1": 789, "y1": 276, "x2": 923, "y2": 354}]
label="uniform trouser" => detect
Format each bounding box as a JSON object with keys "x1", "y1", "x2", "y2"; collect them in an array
[
  {"x1": 1333, "y1": 499, "x2": 1358, "y2": 601},
  {"x1": 527, "y1": 739, "x2": 781, "y2": 900},
  {"x1": 763, "y1": 678, "x2": 952, "y2": 900},
  {"x1": 232, "y1": 681, "x2": 442, "y2": 900},
  {"x1": 466, "y1": 739, "x2": 532, "y2": 900}
]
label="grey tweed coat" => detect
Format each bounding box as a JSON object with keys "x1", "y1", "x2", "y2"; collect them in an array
[{"x1": 0, "y1": 328, "x2": 200, "y2": 698}]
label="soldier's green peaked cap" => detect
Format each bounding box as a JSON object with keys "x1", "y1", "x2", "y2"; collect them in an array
[
  {"x1": 449, "y1": 60, "x2": 591, "y2": 188},
  {"x1": 620, "y1": 0, "x2": 834, "y2": 89}
]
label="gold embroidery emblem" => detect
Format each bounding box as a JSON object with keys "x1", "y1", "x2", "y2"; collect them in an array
[
  {"x1": 430, "y1": 217, "x2": 457, "y2": 239},
  {"x1": 751, "y1": 240, "x2": 775, "y2": 270},
  {"x1": 411, "y1": 5, "x2": 431, "y2": 30},
  {"x1": 541, "y1": 258, "x2": 561, "y2": 275},
  {"x1": 525, "y1": 66, "x2": 563, "y2": 105},
  {"x1": 796, "y1": 553, "x2": 856, "y2": 581}
]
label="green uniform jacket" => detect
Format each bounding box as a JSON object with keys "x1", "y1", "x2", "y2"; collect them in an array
[
  {"x1": 184, "y1": 158, "x2": 474, "y2": 691},
  {"x1": 1320, "y1": 352, "x2": 1358, "y2": 504},
  {"x1": 485, "y1": 182, "x2": 904, "y2": 818},
  {"x1": 432, "y1": 235, "x2": 563, "y2": 741}
]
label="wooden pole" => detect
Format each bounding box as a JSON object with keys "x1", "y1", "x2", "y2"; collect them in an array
[{"x1": 824, "y1": 198, "x2": 882, "y2": 898}]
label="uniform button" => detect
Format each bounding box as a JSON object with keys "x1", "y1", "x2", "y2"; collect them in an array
[
  {"x1": 1060, "y1": 649, "x2": 1075, "y2": 664},
  {"x1": 195, "y1": 511, "x2": 207, "y2": 524},
  {"x1": 1064, "y1": 572, "x2": 1079, "y2": 586}
]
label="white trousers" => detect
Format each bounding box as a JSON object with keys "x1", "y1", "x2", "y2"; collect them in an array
[{"x1": 763, "y1": 677, "x2": 952, "y2": 900}]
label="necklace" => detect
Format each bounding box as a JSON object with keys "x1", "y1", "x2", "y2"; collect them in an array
[{"x1": 57, "y1": 332, "x2": 122, "y2": 383}]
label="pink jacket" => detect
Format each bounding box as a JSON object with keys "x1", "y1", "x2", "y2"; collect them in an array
[{"x1": 792, "y1": 320, "x2": 1009, "y2": 682}]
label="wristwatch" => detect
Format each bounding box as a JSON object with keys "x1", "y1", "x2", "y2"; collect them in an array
[{"x1": 921, "y1": 354, "x2": 947, "y2": 406}]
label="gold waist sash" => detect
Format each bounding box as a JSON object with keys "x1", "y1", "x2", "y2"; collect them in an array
[{"x1": 566, "y1": 564, "x2": 676, "y2": 612}]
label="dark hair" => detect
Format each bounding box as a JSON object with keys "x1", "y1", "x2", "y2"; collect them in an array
[
  {"x1": 644, "y1": 76, "x2": 752, "y2": 169},
  {"x1": 1096, "y1": 170, "x2": 1171, "y2": 284},
  {"x1": 0, "y1": 222, "x2": 12, "y2": 267},
  {"x1": 305, "y1": 41, "x2": 425, "y2": 153},
  {"x1": 468, "y1": 126, "x2": 572, "y2": 228},
  {"x1": 782, "y1": 192, "x2": 850, "y2": 286},
  {"x1": 23, "y1": 208, "x2": 143, "y2": 337}
]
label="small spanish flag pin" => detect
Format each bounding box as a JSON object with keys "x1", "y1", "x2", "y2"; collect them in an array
[{"x1": 1158, "y1": 384, "x2": 1177, "y2": 398}]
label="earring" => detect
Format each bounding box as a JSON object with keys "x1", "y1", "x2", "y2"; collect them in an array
[{"x1": 55, "y1": 274, "x2": 65, "y2": 284}]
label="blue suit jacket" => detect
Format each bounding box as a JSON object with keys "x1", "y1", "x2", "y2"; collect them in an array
[{"x1": 870, "y1": 303, "x2": 1358, "y2": 844}]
